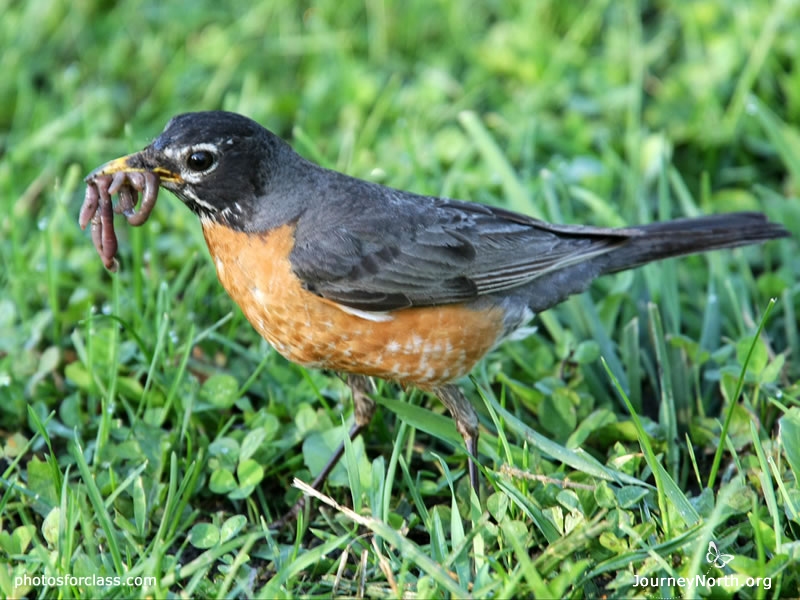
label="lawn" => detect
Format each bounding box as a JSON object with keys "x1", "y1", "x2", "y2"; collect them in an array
[{"x1": 1, "y1": 0, "x2": 799, "y2": 598}]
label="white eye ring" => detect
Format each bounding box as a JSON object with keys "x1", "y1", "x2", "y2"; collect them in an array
[
  {"x1": 187, "y1": 150, "x2": 215, "y2": 171},
  {"x1": 181, "y1": 143, "x2": 220, "y2": 181}
]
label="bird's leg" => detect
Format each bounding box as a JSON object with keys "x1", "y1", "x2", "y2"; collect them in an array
[
  {"x1": 270, "y1": 375, "x2": 376, "y2": 528},
  {"x1": 434, "y1": 385, "x2": 480, "y2": 493},
  {"x1": 307, "y1": 375, "x2": 376, "y2": 490}
]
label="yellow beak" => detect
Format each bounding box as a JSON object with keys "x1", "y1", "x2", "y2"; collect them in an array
[{"x1": 85, "y1": 152, "x2": 182, "y2": 184}]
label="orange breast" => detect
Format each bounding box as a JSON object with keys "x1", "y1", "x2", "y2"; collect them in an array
[{"x1": 201, "y1": 222, "x2": 506, "y2": 389}]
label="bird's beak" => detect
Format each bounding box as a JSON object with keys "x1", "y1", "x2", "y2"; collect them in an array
[{"x1": 84, "y1": 151, "x2": 183, "y2": 184}]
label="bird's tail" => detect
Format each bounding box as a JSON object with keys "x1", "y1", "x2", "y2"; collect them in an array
[{"x1": 599, "y1": 212, "x2": 788, "y2": 275}]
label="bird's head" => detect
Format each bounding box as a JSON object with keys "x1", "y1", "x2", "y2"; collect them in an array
[{"x1": 86, "y1": 111, "x2": 302, "y2": 230}]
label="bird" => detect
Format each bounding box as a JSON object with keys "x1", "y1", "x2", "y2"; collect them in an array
[{"x1": 86, "y1": 110, "x2": 789, "y2": 521}]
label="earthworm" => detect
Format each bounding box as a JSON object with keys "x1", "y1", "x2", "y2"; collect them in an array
[
  {"x1": 113, "y1": 176, "x2": 137, "y2": 217},
  {"x1": 79, "y1": 170, "x2": 160, "y2": 270},
  {"x1": 78, "y1": 180, "x2": 99, "y2": 231},
  {"x1": 110, "y1": 171, "x2": 159, "y2": 226},
  {"x1": 98, "y1": 187, "x2": 117, "y2": 269}
]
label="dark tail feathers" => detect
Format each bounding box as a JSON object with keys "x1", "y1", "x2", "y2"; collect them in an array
[{"x1": 601, "y1": 211, "x2": 788, "y2": 275}]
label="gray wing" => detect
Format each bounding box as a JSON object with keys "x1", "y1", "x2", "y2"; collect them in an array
[{"x1": 290, "y1": 193, "x2": 636, "y2": 312}]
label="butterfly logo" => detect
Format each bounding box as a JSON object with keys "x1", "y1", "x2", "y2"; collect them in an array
[{"x1": 706, "y1": 541, "x2": 734, "y2": 568}]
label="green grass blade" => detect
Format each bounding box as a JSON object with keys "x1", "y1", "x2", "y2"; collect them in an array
[{"x1": 708, "y1": 298, "x2": 776, "y2": 488}]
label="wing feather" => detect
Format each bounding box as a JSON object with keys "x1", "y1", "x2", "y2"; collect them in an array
[{"x1": 289, "y1": 185, "x2": 632, "y2": 311}]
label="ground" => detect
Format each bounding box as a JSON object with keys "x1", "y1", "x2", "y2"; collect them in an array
[{"x1": 1, "y1": 1, "x2": 799, "y2": 598}]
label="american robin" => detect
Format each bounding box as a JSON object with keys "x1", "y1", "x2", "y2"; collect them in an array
[{"x1": 86, "y1": 111, "x2": 788, "y2": 516}]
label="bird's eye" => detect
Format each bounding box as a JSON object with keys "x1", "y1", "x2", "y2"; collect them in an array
[{"x1": 186, "y1": 150, "x2": 215, "y2": 172}]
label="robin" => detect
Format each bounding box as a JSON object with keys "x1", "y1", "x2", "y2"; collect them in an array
[{"x1": 86, "y1": 111, "x2": 788, "y2": 518}]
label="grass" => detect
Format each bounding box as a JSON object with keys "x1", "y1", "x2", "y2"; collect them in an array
[{"x1": 2, "y1": 0, "x2": 799, "y2": 597}]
